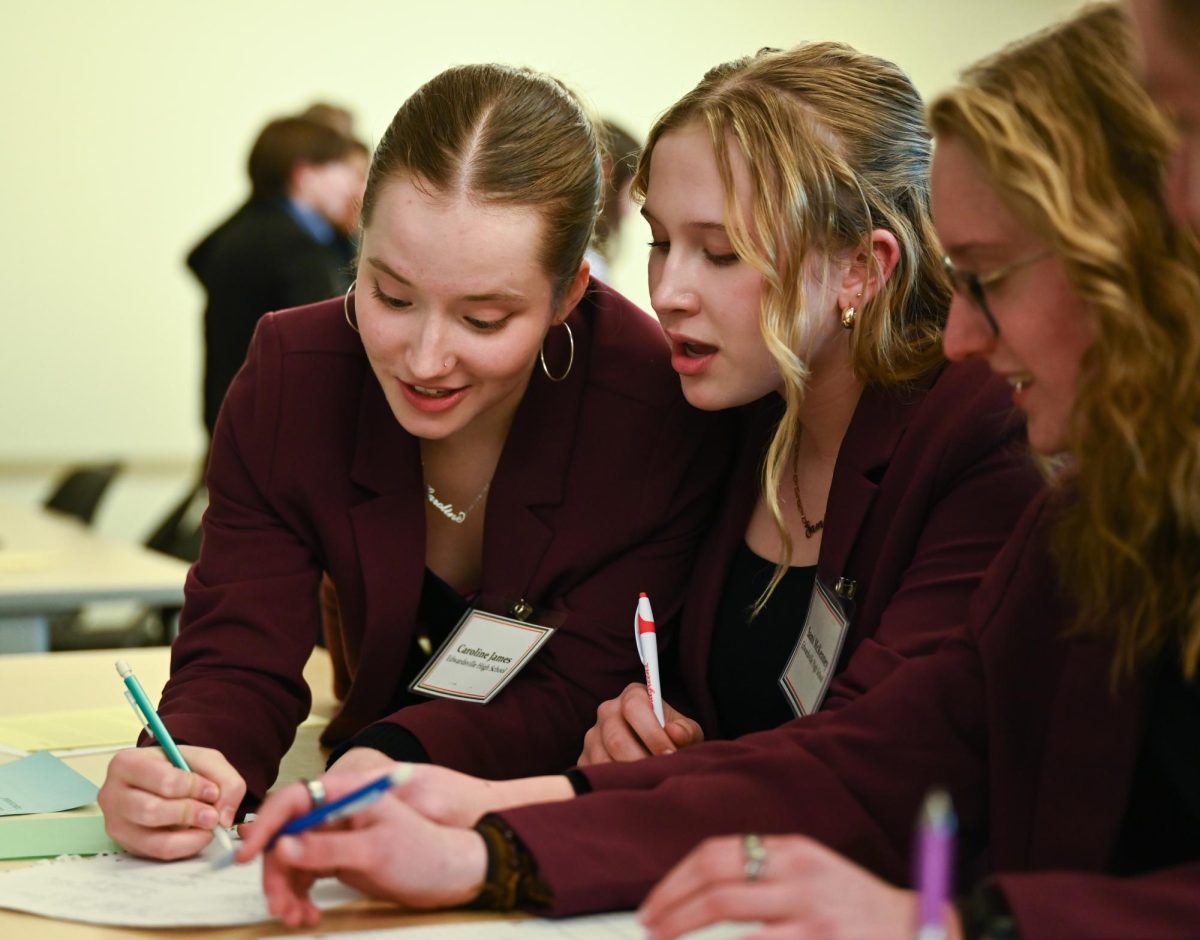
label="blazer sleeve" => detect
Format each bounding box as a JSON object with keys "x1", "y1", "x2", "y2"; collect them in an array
[
  {"x1": 155, "y1": 314, "x2": 319, "y2": 805},
  {"x1": 497, "y1": 500, "x2": 1047, "y2": 916},
  {"x1": 994, "y1": 865, "x2": 1200, "y2": 940},
  {"x1": 359, "y1": 398, "x2": 734, "y2": 779},
  {"x1": 498, "y1": 627, "x2": 990, "y2": 914}
]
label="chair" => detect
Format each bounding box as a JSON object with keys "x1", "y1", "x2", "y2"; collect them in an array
[
  {"x1": 50, "y1": 483, "x2": 208, "y2": 650},
  {"x1": 145, "y1": 482, "x2": 207, "y2": 564},
  {"x1": 42, "y1": 462, "x2": 123, "y2": 525}
]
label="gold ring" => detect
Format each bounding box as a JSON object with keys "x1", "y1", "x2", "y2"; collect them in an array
[
  {"x1": 301, "y1": 777, "x2": 327, "y2": 809},
  {"x1": 743, "y1": 833, "x2": 767, "y2": 882}
]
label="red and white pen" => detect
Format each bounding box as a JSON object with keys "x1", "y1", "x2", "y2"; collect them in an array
[{"x1": 634, "y1": 592, "x2": 666, "y2": 727}]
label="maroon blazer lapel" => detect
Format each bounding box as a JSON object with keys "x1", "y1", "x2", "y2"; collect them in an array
[
  {"x1": 481, "y1": 309, "x2": 590, "y2": 610},
  {"x1": 818, "y1": 376, "x2": 933, "y2": 601},
  {"x1": 1025, "y1": 635, "x2": 1142, "y2": 868},
  {"x1": 340, "y1": 374, "x2": 426, "y2": 723}
]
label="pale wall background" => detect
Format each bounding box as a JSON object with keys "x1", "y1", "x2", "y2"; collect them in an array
[{"x1": 0, "y1": 0, "x2": 1078, "y2": 538}]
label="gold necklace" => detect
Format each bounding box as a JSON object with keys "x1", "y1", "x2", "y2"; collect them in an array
[
  {"x1": 791, "y1": 443, "x2": 824, "y2": 539},
  {"x1": 425, "y1": 479, "x2": 490, "y2": 525}
]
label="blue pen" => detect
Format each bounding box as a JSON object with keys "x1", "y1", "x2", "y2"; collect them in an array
[
  {"x1": 269, "y1": 765, "x2": 413, "y2": 849},
  {"x1": 115, "y1": 659, "x2": 235, "y2": 856}
]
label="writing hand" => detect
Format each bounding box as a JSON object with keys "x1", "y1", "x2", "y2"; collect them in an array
[{"x1": 98, "y1": 744, "x2": 244, "y2": 860}]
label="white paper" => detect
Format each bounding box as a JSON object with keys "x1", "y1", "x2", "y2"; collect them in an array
[
  {"x1": 281, "y1": 912, "x2": 757, "y2": 939},
  {"x1": 0, "y1": 851, "x2": 362, "y2": 927}
]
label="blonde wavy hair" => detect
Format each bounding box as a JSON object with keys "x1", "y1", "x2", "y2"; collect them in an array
[
  {"x1": 630, "y1": 43, "x2": 949, "y2": 607},
  {"x1": 930, "y1": 3, "x2": 1200, "y2": 679}
]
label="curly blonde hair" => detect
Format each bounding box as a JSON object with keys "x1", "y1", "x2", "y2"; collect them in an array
[
  {"x1": 930, "y1": 3, "x2": 1200, "y2": 679},
  {"x1": 631, "y1": 43, "x2": 949, "y2": 606}
]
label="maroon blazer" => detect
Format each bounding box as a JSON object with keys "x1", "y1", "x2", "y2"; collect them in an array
[
  {"x1": 155, "y1": 284, "x2": 734, "y2": 803},
  {"x1": 503, "y1": 496, "x2": 1196, "y2": 937},
  {"x1": 671, "y1": 359, "x2": 1040, "y2": 733}
]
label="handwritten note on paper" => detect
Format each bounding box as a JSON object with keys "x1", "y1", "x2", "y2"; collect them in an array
[
  {"x1": 0, "y1": 751, "x2": 98, "y2": 816},
  {"x1": 284, "y1": 913, "x2": 758, "y2": 939},
  {"x1": 0, "y1": 853, "x2": 363, "y2": 927}
]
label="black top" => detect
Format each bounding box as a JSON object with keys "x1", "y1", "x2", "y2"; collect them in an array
[
  {"x1": 708, "y1": 541, "x2": 818, "y2": 740},
  {"x1": 330, "y1": 567, "x2": 467, "y2": 765},
  {"x1": 1110, "y1": 649, "x2": 1200, "y2": 874}
]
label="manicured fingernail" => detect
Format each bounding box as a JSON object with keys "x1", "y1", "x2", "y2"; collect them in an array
[
  {"x1": 220, "y1": 806, "x2": 235, "y2": 828},
  {"x1": 198, "y1": 807, "x2": 218, "y2": 828},
  {"x1": 202, "y1": 783, "x2": 219, "y2": 802}
]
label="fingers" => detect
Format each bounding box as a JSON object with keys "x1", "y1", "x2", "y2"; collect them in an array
[
  {"x1": 641, "y1": 835, "x2": 743, "y2": 921},
  {"x1": 262, "y1": 850, "x2": 324, "y2": 929},
  {"x1": 98, "y1": 747, "x2": 236, "y2": 859},
  {"x1": 181, "y1": 745, "x2": 245, "y2": 828},
  {"x1": 664, "y1": 716, "x2": 704, "y2": 749},
  {"x1": 618, "y1": 685, "x2": 678, "y2": 757},
  {"x1": 238, "y1": 768, "x2": 389, "y2": 862},
  {"x1": 580, "y1": 684, "x2": 679, "y2": 765},
  {"x1": 644, "y1": 882, "x2": 802, "y2": 940}
]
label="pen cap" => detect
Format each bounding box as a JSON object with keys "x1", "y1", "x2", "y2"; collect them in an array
[
  {"x1": 914, "y1": 788, "x2": 956, "y2": 928},
  {"x1": 634, "y1": 592, "x2": 656, "y2": 636}
]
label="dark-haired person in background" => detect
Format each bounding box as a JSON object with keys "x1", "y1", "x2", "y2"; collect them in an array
[{"x1": 189, "y1": 115, "x2": 365, "y2": 436}]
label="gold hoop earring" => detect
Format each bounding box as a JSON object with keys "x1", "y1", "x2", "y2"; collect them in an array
[
  {"x1": 343, "y1": 279, "x2": 359, "y2": 333},
  {"x1": 840, "y1": 306, "x2": 856, "y2": 330},
  {"x1": 539, "y1": 321, "x2": 574, "y2": 382}
]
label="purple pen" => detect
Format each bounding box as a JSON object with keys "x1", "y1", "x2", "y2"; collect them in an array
[{"x1": 914, "y1": 788, "x2": 956, "y2": 940}]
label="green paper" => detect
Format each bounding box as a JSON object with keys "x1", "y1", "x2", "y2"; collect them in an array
[
  {"x1": 0, "y1": 815, "x2": 120, "y2": 860},
  {"x1": 0, "y1": 751, "x2": 99, "y2": 816}
]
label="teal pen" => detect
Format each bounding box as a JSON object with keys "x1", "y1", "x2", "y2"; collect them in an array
[{"x1": 115, "y1": 659, "x2": 235, "y2": 856}]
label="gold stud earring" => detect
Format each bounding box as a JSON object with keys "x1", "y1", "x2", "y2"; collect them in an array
[{"x1": 841, "y1": 306, "x2": 856, "y2": 330}]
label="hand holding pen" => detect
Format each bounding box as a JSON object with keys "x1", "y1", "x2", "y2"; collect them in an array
[
  {"x1": 238, "y1": 766, "x2": 488, "y2": 928},
  {"x1": 96, "y1": 661, "x2": 246, "y2": 862},
  {"x1": 577, "y1": 592, "x2": 705, "y2": 764}
]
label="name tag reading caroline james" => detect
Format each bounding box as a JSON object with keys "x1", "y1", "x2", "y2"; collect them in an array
[
  {"x1": 779, "y1": 578, "x2": 850, "y2": 717},
  {"x1": 409, "y1": 608, "x2": 556, "y2": 704}
]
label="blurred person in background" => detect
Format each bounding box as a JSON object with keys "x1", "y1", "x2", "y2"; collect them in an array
[
  {"x1": 1129, "y1": 0, "x2": 1200, "y2": 229},
  {"x1": 189, "y1": 115, "x2": 365, "y2": 437}
]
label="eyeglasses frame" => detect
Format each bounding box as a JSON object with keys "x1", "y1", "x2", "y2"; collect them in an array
[{"x1": 942, "y1": 250, "x2": 1053, "y2": 336}]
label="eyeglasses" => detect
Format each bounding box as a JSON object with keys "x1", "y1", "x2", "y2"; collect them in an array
[{"x1": 942, "y1": 251, "x2": 1052, "y2": 336}]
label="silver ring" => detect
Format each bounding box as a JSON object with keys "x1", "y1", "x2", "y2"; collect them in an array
[
  {"x1": 743, "y1": 833, "x2": 767, "y2": 882},
  {"x1": 301, "y1": 778, "x2": 327, "y2": 809}
]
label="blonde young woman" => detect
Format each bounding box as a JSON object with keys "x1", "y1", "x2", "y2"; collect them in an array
[
  {"x1": 577, "y1": 44, "x2": 1040, "y2": 764},
  {"x1": 97, "y1": 64, "x2": 734, "y2": 861},
  {"x1": 238, "y1": 43, "x2": 1044, "y2": 925},
  {"x1": 634, "y1": 6, "x2": 1200, "y2": 937}
]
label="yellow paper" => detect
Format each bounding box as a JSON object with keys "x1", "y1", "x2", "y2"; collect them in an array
[
  {"x1": 0, "y1": 706, "x2": 140, "y2": 752},
  {"x1": 0, "y1": 707, "x2": 325, "y2": 753},
  {"x1": 0, "y1": 551, "x2": 52, "y2": 572}
]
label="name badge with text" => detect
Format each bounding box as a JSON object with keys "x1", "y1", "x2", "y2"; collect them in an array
[
  {"x1": 779, "y1": 579, "x2": 850, "y2": 718},
  {"x1": 409, "y1": 608, "x2": 556, "y2": 704}
]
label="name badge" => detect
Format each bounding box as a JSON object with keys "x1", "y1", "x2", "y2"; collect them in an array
[
  {"x1": 408, "y1": 607, "x2": 556, "y2": 704},
  {"x1": 778, "y1": 578, "x2": 850, "y2": 718}
]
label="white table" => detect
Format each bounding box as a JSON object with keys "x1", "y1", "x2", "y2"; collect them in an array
[{"x1": 0, "y1": 501, "x2": 190, "y2": 652}]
